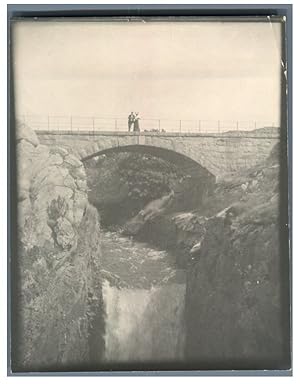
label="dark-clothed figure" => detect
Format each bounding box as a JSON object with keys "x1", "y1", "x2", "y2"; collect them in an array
[
  {"x1": 128, "y1": 112, "x2": 135, "y2": 132},
  {"x1": 133, "y1": 112, "x2": 140, "y2": 132}
]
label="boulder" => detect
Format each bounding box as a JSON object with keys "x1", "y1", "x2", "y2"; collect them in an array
[
  {"x1": 16, "y1": 121, "x2": 39, "y2": 147},
  {"x1": 123, "y1": 191, "x2": 175, "y2": 235}
]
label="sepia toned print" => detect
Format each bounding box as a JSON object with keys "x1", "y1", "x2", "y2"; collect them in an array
[{"x1": 11, "y1": 18, "x2": 290, "y2": 372}]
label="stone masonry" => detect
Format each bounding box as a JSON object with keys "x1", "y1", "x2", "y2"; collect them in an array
[{"x1": 36, "y1": 127, "x2": 281, "y2": 177}]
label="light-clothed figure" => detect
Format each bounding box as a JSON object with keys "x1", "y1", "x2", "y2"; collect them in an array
[{"x1": 133, "y1": 112, "x2": 140, "y2": 132}]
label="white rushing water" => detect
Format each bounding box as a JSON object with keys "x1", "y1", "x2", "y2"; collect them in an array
[
  {"x1": 100, "y1": 231, "x2": 186, "y2": 363},
  {"x1": 103, "y1": 281, "x2": 186, "y2": 363}
]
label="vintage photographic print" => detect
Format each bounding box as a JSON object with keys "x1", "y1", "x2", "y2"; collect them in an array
[{"x1": 10, "y1": 17, "x2": 291, "y2": 372}]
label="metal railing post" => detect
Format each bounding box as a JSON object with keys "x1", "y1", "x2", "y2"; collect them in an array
[
  {"x1": 236, "y1": 121, "x2": 239, "y2": 131},
  {"x1": 179, "y1": 120, "x2": 182, "y2": 133},
  {"x1": 92, "y1": 117, "x2": 95, "y2": 135},
  {"x1": 198, "y1": 120, "x2": 201, "y2": 132},
  {"x1": 70, "y1": 116, "x2": 73, "y2": 131},
  {"x1": 115, "y1": 118, "x2": 118, "y2": 131},
  {"x1": 158, "y1": 119, "x2": 161, "y2": 132}
]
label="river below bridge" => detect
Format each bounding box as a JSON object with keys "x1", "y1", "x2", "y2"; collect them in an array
[{"x1": 100, "y1": 230, "x2": 186, "y2": 364}]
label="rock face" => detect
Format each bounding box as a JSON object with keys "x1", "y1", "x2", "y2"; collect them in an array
[
  {"x1": 184, "y1": 143, "x2": 290, "y2": 369},
  {"x1": 17, "y1": 122, "x2": 87, "y2": 250},
  {"x1": 123, "y1": 191, "x2": 175, "y2": 235},
  {"x1": 13, "y1": 122, "x2": 104, "y2": 372}
]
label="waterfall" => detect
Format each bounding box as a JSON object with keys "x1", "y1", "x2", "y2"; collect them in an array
[{"x1": 103, "y1": 280, "x2": 186, "y2": 363}]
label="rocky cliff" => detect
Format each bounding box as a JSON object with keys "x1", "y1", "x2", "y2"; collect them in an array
[
  {"x1": 110, "y1": 141, "x2": 289, "y2": 368},
  {"x1": 13, "y1": 122, "x2": 104, "y2": 372},
  {"x1": 184, "y1": 143, "x2": 290, "y2": 369}
]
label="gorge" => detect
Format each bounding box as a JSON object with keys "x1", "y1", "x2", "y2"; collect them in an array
[{"x1": 12, "y1": 122, "x2": 290, "y2": 372}]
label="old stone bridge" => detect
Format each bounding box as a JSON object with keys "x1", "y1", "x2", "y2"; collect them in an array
[{"x1": 36, "y1": 128, "x2": 280, "y2": 178}]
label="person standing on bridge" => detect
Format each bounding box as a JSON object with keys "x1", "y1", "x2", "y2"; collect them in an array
[
  {"x1": 128, "y1": 112, "x2": 135, "y2": 132},
  {"x1": 133, "y1": 112, "x2": 140, "y2": 132}
]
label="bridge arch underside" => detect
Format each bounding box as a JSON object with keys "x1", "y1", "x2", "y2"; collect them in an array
[{"x1": 81, "y1": 144, "x2": 216, "y2": 183}]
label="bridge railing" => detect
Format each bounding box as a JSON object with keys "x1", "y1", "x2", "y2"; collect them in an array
[{"x1": 16, "y1": 115, "x2": 276, "y2": 133}]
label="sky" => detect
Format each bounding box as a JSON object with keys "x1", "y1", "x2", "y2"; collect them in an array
[{"x1": 12, "y1": 19, "x2": 282, "y2": 126}]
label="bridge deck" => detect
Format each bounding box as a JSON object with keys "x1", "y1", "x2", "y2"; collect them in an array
[{"x1": 35, "y1": 128, "x2": 281, "y2": 139}]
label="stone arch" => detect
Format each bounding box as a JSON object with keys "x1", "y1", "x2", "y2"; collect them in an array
[
  {"x1": 36, "y1": 130, "x2": 281, "y2": 179},
  {"x1": 36, "y1": 131, "x2": 219, "y2": 177},
  {"x1": 81, "y1": 143, "x2": 216, "y2": 222},
  {"x1": 80, "y1": 144, "x2": 215, "y2": 183},
  {"x1": 76, "y1": 136, "x2": 210, "y2": 172}
]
